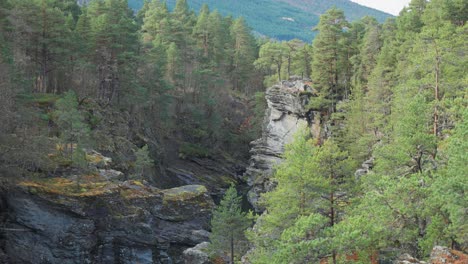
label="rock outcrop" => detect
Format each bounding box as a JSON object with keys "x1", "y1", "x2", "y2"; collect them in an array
[
  {"x1": 394, "y1": 253, "x2": 427, "y2": 264},
  {"x1": 2, "y1": 177, "x2": 214, "y2": 264},
  {"x1": 394, "y1": 246, "x2": 468, "y2": 264},
  {"x1": 183, "y1": 242, "x2": 211, "y2": 264},
  {"x1": 244, "y1": 78, "x2": 313, "y2": 211},
  {"x1": 429, "y1": 246, "x2": 467, "y2": 264},
  {"x1": 354, "y1": 157, "x2": 374, "y2": 179}
]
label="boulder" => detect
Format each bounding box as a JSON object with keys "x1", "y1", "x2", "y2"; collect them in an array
[
  {"x1": 394, "y1": 246, "x2": 468, "y2": 264},
  {"x1": 394, "y1": 253, "x2": 426, "y2": 264},
  {"x1": 183, "y1": 242, "x2": 211, "y2": 264},
  {"x1": 429, "y1": 246, "x2": 468, "y2": 264},
  {"x1": 85, "y1": 149, "x2": 112, "y2": 168},
  {"x1": 355, "y1": 157, "x2": 374, "y2": 180},
  {"x1": 98, "y1": 169, "x2": 124, "y2": 181}
]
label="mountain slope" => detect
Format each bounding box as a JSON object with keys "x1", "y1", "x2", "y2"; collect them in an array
[{"x1": 128, "y1": 0, "x2": 392, "y2": 41}]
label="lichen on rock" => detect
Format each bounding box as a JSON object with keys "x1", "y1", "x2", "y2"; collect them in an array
[{"x1": 4, "y1": 178, "x2": 215, "y2": 264}]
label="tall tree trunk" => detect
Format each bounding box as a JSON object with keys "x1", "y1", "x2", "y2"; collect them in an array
[
  {"x1": 230, "y1": 232, "x2": 234, "y2": 264},
  {"x1": 41, "y1": 0, "x2": 48, "y2": 93},
  {"x1": 277, "y1": 62, "x2": 282, "y2": 82},
  {"x1": 433, "y1": 44, "x2": 440, "y2": 137}
]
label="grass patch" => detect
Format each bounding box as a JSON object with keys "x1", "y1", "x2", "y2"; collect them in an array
[{"x1": 16, "y1": 93, "x2": 60, "y2": 106}]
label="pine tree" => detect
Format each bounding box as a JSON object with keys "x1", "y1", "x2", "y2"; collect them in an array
[
  {"x1": 87, "y1": 0, "x2": 139, "y2": 104},
  {"x1": 427, "y1": 107, "x2": 468, "y2": 250},
  {"x1": 247, "y1": 129, "x2": 353, "y2": 263},
  {"x1": 133, "y1": 145, "x2": 154, "y2": 180},
  {"x1": 229, "y1": 17, "x2": 256, "y2": 92},
  {"x1": 254, "y1": 41, "x2": 289, "y2": 85},
  {"x1": 311, "y1": 7, "x2": 349, "y2": 112},
  {"x1": 54, "y1": 91, "x2": 91, "y2": 166},
  {"x1": 193, "y1": 4, "x2": 211, "y2": 59},
  {"x1": 141, "y1": 0, "x2": 171, "y2": 44},
  {"x1": 210, "y1": 185, "x2": 251, "y2": 264},
  {"x1": 9, "y1": 0, "x2": 74, "y2": 93}
]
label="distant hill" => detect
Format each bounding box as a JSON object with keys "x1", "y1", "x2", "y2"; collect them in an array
[{"x1": 128, "y1": 0, "x2": 393, "y2": 42}]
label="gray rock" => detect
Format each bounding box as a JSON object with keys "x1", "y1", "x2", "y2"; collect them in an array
[
  {"x1": 394, "y1": 253, "x2": 426, "y2": 264},
  {"x1": 99, "y1": 169, "x2": 124, "y2": 181},
  {"x1": 355, "y1": 157, "x2": 374, "y2": 180},
  {"x1": 183, "y1": 242, "x2": 211, "y2": 264},
  {"x1": 3, "y1": 181, "x2": 214, "y2": 264},
  {"x1": 243, "y1": 79, "x2": 311, "y2": 212},
  {"x1": 429, "y1": 246, "x2": 467, "y2": 264}
]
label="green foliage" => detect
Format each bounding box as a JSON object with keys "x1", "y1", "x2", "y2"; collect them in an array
[
  {"x1": 52, "y1": 91, "x2": 91, "y2": 169},
  {"x1": 249, "y1": 2, "x2": 467, "y2": 261},
  {"x1": 311, "y1": 7, "x2": 350, "y2": 112},
  {"x1": 8, "y1": 0, "x2": 76, "y2": 93},
  {"x1": 426, "y1": 108, "x2": 468, "y2": 250},
  {"x1": 133, "y1": 145, "x2": 154, "y2": 179},
  {"x1": 129, "y1": 0, "x2": 392, "y2": 42},
  {"x1": 209, "y1": 185, "x2": 251, "y2": 262},
  {"x1": 247, "y1": 128, "x2": 354, "y2": 263},
  {"x1": 255, "y1": 39, "x2": 311, "y2": 86},
  {"x1": 178, "y1": 142, "x2": 212, "y2": 159},
  {"x1": 2, "y1": 0, "x2": 466, "y2": 261}
]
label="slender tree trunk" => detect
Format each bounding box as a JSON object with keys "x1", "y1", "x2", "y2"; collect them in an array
[
  {"x1": 41, "y1": 0, "x2": 48, "y2": 93},
  {"x1": 230, "y1": 232, "x2": 234, "y2": 264},
  {"x1": 277, "y1": 62, "x2": 282, "y2": 82},
  {"x1": 330, "y1": 170, "x2": 336, "y2": 264},
  {"x1": 433, "y1": 46, "x2": 440, "y2": 137}
]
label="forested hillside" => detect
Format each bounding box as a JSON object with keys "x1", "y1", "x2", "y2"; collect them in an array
[
  {"x1": 245, "y1": 0, "x2": 467, "y2": 263},
  {"x1": 127, "y1": 0, "x2": 392, "y2": 41},
  {"x1": 0, "y1": 0, "x2": 466, "y2": 263},
  {"x1": 0, "y1": 0, "x2": 264, "y2": 182}
]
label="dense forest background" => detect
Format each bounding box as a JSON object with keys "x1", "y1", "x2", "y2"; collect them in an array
[
  {"x1": 245, "y1": 0, "x2": 467, "y2": 263},
  {"x1": 128, "y1": 0, "x2": 392, "y2": 41},
  {"x1": 0, "y1": 0, "x2": 466, "y2": 263},
  {"x1": 0, "y1": 0, "x2": 268, "y2": 183}
]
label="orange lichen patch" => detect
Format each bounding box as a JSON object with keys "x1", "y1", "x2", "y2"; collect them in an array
[
  {"x1": 19, "y1": 177, "x2": 115, "y2": 197},
  {"x1": 86, "y1": 153, "x2": 103, "y2": 163},
  {"x1": 119, "y1": 181, "x2": 157, "y2": 199},
  {"x1": 163, "y1": 185, "x2": 207, "y2": 202}
]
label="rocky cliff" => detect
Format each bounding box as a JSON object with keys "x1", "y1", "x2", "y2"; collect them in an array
[
  {"x1": 244, "y1": 78, "x2": 317, "y2": 211},
  {"x1": 1, "y1": 177, "x2": 214, "y2": 264}
]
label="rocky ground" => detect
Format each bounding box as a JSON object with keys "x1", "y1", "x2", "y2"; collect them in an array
[{"x1": 1, "y1": 174, "x2": 214, "y2": 264}]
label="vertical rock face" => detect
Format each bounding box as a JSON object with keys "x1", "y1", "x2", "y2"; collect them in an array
[
  {"x1": 244, "y1": 78, "x2": 312, "y2": 211},
  {"x1": 2, "y1": 181, "x2": 214, "y2": 264}
]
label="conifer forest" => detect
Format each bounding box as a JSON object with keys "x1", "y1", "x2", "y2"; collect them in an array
[{"x1": 0, "y1": 0, "x2": 466, "y2": 263}]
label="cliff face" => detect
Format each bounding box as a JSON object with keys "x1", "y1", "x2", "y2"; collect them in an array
[
  {"x1": 2, "y1": 178, "x2": 214, "y2": 264},
  {"x1": 244, "y1": 78, "x2": 315, "y2": 211}
]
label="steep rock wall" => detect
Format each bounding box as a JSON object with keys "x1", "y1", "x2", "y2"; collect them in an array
[
  {"x1": 244, "y1": 78, "x2": 316, "y2": 211},
  {"x1": 2, "y1": 180, "x2": 214, "y2": 264}
]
